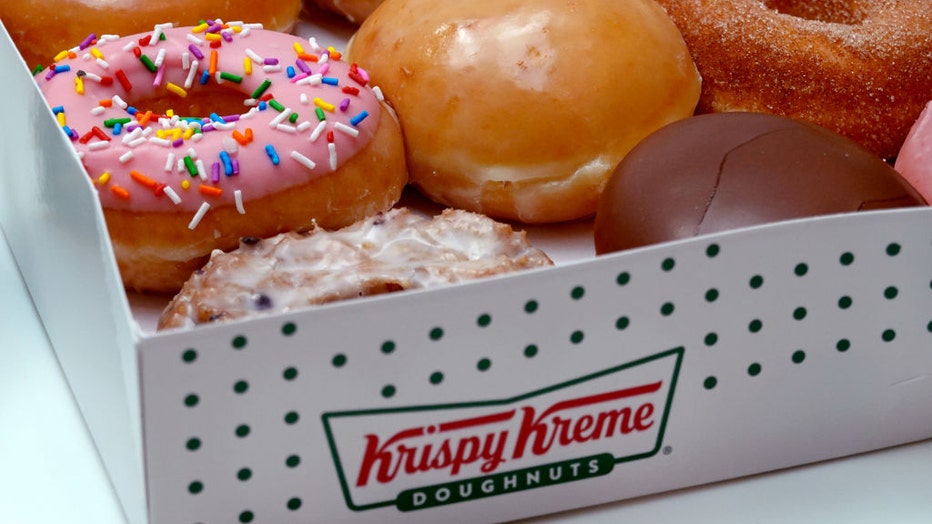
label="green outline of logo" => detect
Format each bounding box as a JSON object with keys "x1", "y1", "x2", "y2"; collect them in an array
[{"x1": 322, "y1": 347, "x2": 684, "y2": 512}]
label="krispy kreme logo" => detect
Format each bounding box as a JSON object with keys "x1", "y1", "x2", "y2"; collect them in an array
[{"x1": 323, "y1": 347, "x2": 683, "y2": 512}]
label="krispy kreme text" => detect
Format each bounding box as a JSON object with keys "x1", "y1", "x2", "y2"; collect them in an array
[
  {"x1": 356, "y1": 381, "x2": 661, "y2": 487},
  {"x1": 323, "y1": 348, "x2": 683, "y2": 512}
]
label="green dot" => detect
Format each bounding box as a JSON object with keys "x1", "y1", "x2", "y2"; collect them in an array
[
  {"x1": 661, "y1": 258, "x2": 676, "y2": 272},
  {"x1": 477, "y1": 313, "x2": 492, "y2": 327},
  {"x1": 794, "y1": 263, "x2": 809, "y2": 277},
  {"x1": 838, "y1": 296, "x2": 853, "y2": 309},
  {"x1": 429, "y1": 327, "x2": 444, "y2": 341},
  {"x1": 188, "y1": 481, "x2": 203, "y2": 494},
  {"x1": 749, "y1": 275, "x2": 764, "y2": 289},
  {"x1": 839, "y1": 252, "x2": 855, "y2": 266},
  {"x1": 884, "y1": 286, "x2": 898, "y2": 300},
  {"x1": 882, "y1": 329, "x2": 896, "y2": 342},
  {"x1": 836, "y1": 339, "x2": 851, "y2": 352},
  {"x1": 927, "y1": 320, "x2": 932, "y2": 333},
  {"x1": 239, "y1": 511, "x2": 254, "y2": 523},
  {"x1": 524, "y1": 300, "x2": 539, "y2": 313},
  {"x1": 429, "y1": 372, "x2": 444, "y2": 385},
  {"x1": 237, "y1": 468, "x2": 252, "y2": 481},
  {"x1": 571, "y1": 286, "x2": 585, "y2": 300},
  {"x1": 182, "y1": 349, "x2": 198, "y2": 363},
  {"x1": 186, "y1": 438, "x2": 201, "y2": 451},
  {"x1": 284, "y1": 411, "x2": 299, "y2": 425},
  {"x1": 570, "y1": 331, "x2": 584, "y2": 344},
  {"x1": 332, "y1": 354, "x2": 347, "y2": 368},
  {"x1": 233, "y1": 380, "x2": 249, "y2": 394},
  {"x1": 703, "y1": 376, "x2": 718, "y2": 390},
  {"x1": 524, "y1": 345, "x2": 538, "y2": 358},
  {"x1": 381, "y1": 385, "x2": 396, "y2": 398},
  {"x1": 704, "y1": 332, "x2": 718, "y2": 346},
  {"x1": 792, "y1": 350, "x2": 806, "y2": 364},
  {"x1": 615, "y1": 316, "x2": 630, "y2": 330},
  {"x1": 477, "y1": 358, "x2": 491, "y2": 371},
  {"x1": 793, "y1": 307, "x2": 807, "y2": 320},
  {"x1": 235, "y1": 424, "x2": 250, "y2": 438},
  {"x1": 749, "y1": 319, "x2": 763, "y2": 333},
  {"x1": 616, "y1": 272, "x2": 631, "y2": 286},
  {"x1": 232, "y1": 335, "x2": 247, "y2": 349},
  {"x1": 748, "y1": 363, "x2": 762, "y2": 376},
  {"x1": 706, "y1": 243, "x2": 720, "y2": 258},
  {"x1": 381, "y1": 340, "x2": 396, "y2": 354},
  {"x1": 660, "y1": 302, "x2": 675, "y2": 316},
  {"x1": 705, "y1": 288, "x2": 719, "y2": 302},
  {"x1": 287, "y1": 497, "x2": 302, "y2": 511},
  {"x1": 281, "y1": 322, "x2": 297, "y2": 336},
  {"x1": 286, "y1": 455, "x2": 301, "y2": 468},
  {"x1": 184, "y1": 394, "x2": 199, "y2": 407},
  {"x1": 283, "y1": 367, "x2": 298, "y2": 381},
  {"x1": 886, "y1": 243, "x2": 901, "y2": 256}
]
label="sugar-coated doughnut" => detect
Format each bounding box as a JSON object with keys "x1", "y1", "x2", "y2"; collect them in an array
[
  {"x1": 1, "y1": 1, "x2": 301, "y2": 71},
  {"x1": 594, "y1": 112, "x2": 927, "y2": 255},
  {"x1": 654, "y1": 0, "x2": 932, "y2": 160},
  {"x1": 348, "y1": 0, "x2": 700, "y2": 224},
  {"x1": 310, "y1": 0, "x2": 384, "y2": 25},
  {"x1": 37, "y1": 23, "x2": 408, "y2": 293},
  {"x1": 895, "y1": 100, "x2": 932, "y2": 204},
  {"x1": 157, "y1": 207, "x2": 553, "y2": 330}
]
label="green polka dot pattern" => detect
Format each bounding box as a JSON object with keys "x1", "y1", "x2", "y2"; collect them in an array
[{"x1": 138, "y1": 211, "x2": 932, "y2": 523}]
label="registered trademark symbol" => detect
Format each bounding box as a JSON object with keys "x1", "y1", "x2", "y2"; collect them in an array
[{"x1": 662, "y1": 446, "x2": 673, "y2": 456}]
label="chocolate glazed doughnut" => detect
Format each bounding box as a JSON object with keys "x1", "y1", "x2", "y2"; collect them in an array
[{"x1": 594, "y1": 112, "x2": 927, "y2": 255}]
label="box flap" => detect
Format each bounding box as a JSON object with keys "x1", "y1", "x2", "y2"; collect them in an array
[{"x1": 0, "y1": 20, "x2": 147, "y2": 524}]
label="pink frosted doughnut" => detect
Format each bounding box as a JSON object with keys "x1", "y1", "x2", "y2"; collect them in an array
[
  {"x1": 895, "y1": 100, "x2": 932, "y2": 203},
  {"x1": 37, "y1": 22, "x2": 407, "y2": 293}
]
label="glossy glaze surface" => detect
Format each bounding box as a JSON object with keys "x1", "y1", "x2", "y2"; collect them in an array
[
  {"x1": 595, "y1": 112, "x2": 927, "y2": 254},
  {"x1": 350, "y1": 0, "x2": 700, "y2": 223}
]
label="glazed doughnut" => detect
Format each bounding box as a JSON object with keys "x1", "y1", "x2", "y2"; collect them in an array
[
  {"x1": 37, "y1": 22, "x2": 408, "y2": 293},
  {"x1": 1, "y1": 1, "x2": 301, "y2": 71},
  {"x1": 157, "y1": 207, "x2": 553, "y2": 330},
  {"x1": 348, "y1": 0, "x2": 700, "y2": 224},
  {"x1": 894, "y1": 100, "x2": 932, "y2": 203},
  {"x1": 309, "y1": 0, "x2": 384, "y2": 25},
  {"x1": 653, "y1": 0, "x2": 932, "y2": 160}
]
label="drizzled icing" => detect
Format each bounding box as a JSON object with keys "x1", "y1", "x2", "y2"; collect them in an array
[
  {"x1": 37, "y1": 22, "x2": 382, "y2": 228},
  {"x1": 157, "y1": 208, "x2": 554, "y2": 329}
]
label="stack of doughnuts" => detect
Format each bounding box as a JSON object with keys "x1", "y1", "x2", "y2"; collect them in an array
[
  {"x1": 26, "y1": 0, "x2": 932, "y2": 324},
  {"x1": 653, "y1": 0, "x2": 932, "y2": 159}
]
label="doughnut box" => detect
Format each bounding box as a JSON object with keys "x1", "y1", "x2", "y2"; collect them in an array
[{"x1": 2, "y1": 16, "x2": 932, "y2": 524}]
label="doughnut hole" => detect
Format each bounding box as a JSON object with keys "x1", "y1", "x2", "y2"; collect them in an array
[
  {"x1": 763, "y1": 0, "x2": 868, "y2": 24},
  {"x1": 125, "y1": 87, "x2": 250, "y2": 120}
]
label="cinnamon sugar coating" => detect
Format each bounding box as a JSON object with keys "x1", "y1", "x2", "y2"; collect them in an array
[{"x1": 655, "y1": 0, "x2": 932, "y2": 159}]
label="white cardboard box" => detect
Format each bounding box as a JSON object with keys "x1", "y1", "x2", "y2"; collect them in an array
[{"x1": 2, "y1": 17, "x2": 931, "y2": 524}]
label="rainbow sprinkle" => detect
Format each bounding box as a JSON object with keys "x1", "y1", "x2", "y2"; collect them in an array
[{"x1": 35, "y1": 19, "x2": 380, "y2": 230}]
